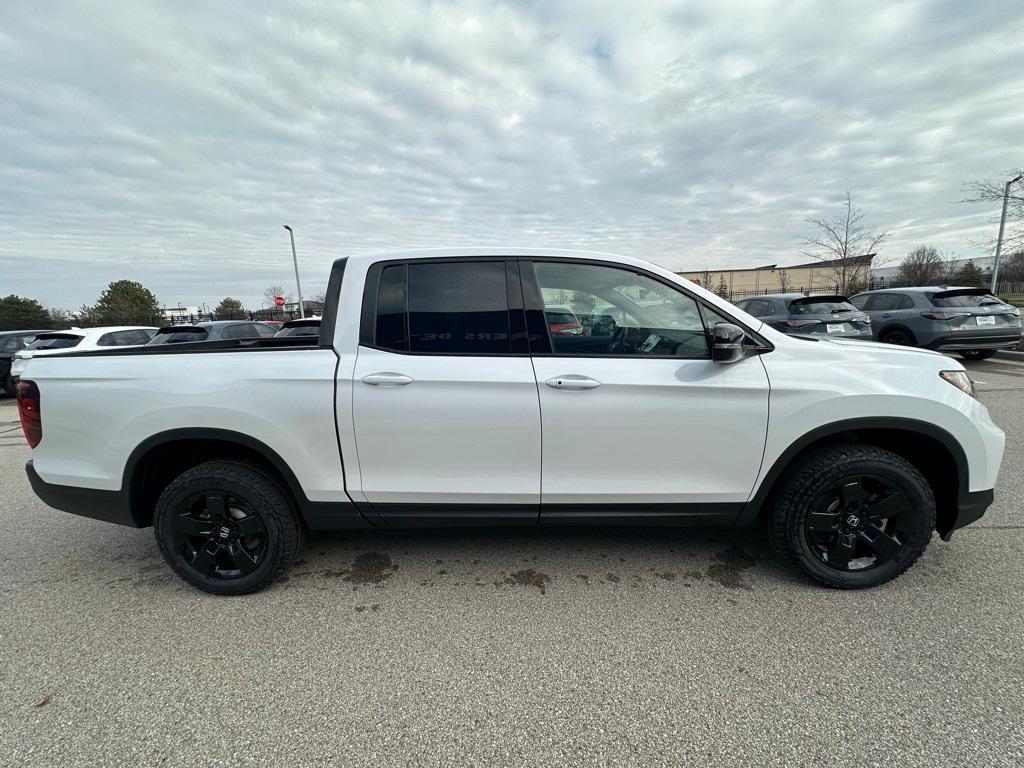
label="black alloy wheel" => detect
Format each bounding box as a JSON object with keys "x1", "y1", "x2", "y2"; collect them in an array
[
  {"x1": 881, "y1": 329, "x2": 913, "y2": 346},
  {"x1": 154, "y1": 460, "x2": 303, "y2": 595},
  {"x1": 803, "y1": 475, "x2": 909, "y2": 572},
  {"x1": 169, "y1": 491, "x2": 268, "y2": 580},
  {"x1": 772, "y1": 444, "x2": 934, "y2": 588}
]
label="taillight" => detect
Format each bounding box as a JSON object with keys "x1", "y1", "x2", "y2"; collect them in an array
[
  {"x1": 16, "y1": 380, "x2": 41, "y2": 448},
  {"x1": 920, "y1": 311, "x2": 970, "y2": 321},
  {"x1": 778, "y1": 319, "x2": 820, "y2": 328}
]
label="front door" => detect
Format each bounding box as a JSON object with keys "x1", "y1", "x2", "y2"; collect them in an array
[
  {"x1": 523, "y1": 259, "x2": 770, "y2": 523},
  {"x1": 351, "y1": 258, "x2": 541, "y2": 525}
]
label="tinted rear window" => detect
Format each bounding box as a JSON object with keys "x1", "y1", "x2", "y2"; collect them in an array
[
  {"x1": 788, "y1": 299, "x2": 858, "y2": 315},
  {"x1": 28, "y1": 335, "x2": 82, "y2": 350},
  {"x1": 408, "y1": 262, "x2": 510, "y2": 354},
  {"x1": 930, "y1": 291, "x2": 1004, "y2": 308},
  {"x1": 371, "y1": 261, "x2": 512, "y2": 354},
  {"x1": 150, "y1": 329, "x2": 210, "y2": 344}
]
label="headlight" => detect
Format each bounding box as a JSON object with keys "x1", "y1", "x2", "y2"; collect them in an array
[{"x1": 940, "y1": 370, "x2": 976, "y2": 398}]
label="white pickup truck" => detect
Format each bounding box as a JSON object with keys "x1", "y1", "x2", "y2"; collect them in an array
[{"x1": 19, "y1": 248, "x2": 1004, "y2": 594}]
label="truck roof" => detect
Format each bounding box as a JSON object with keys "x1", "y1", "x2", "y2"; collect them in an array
[{"x1": 337, "y1": 247, "x2": 637, "y2": 269}]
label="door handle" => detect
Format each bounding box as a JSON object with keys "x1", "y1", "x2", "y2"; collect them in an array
[
  {"x1": 545, "y1": 375, "x2": 601, "y2": 390},
  {"x1": 361, "y1": 372, "x2": 414, "y2": 386}
]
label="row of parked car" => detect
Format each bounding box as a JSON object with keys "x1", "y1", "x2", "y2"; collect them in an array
[
  {"x1": 733, "y1": 286, "x2": 1021, "y2": 360},
  {"x1": 0, "y1": 318, "x2": 322, "y2": 394}
]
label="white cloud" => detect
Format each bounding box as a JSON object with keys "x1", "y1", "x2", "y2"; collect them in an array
[{"x1": 1, "y1": 0, "x2": 1022, "y2": 310}]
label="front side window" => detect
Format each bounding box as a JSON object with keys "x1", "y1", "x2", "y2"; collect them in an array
[
  {"x1": 370, "y1": 261, "x2": 513, "y2": 355},
  {"x1": 531, "y1": 261, "x2": 710, "y2": 357}
]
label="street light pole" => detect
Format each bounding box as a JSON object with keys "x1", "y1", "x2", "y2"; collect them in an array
[
  {"x1": 283, "y1": 225, "x2": 305, "y2": 318},
  {"x1": 991, "y1": 172, "x2": 1023, "y2": 295}
]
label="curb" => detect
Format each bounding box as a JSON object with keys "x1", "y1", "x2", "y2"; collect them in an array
[{"x1": 995, "y1": 349, "x2": 1024, "y2": 361}]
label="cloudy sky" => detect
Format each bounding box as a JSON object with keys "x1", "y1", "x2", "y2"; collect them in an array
[{"x1": 2, "y1": 0, "x2": 1022, "y2": 311}]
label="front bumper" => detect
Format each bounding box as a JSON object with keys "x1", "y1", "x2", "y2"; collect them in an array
[
  {"x1": 26, "y1": 459, "x2": 138, "y2": 527},
  {"x1": 940, "y1": 489, "x2": 994, "y2": 540}
]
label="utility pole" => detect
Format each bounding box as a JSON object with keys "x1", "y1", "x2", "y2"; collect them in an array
[
  {"x1": 991, "y1": 172, "x2": 1023, "y2": 294},
  {"x1": 283, "y1": 225, "x2": 305, "y2": 318}
]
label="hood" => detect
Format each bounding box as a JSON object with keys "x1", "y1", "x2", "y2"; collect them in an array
[{"x1": 817, "y1": 337, "x2": 946, "y2": 358}]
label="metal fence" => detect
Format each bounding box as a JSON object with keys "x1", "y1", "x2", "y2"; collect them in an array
[{"x1": 60, "y1": 310, "x2": 309, "y2": 329}]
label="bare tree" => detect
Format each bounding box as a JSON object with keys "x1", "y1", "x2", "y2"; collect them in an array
[
  {"x1": 776, "y1": 269, "x2": 793, "y2": 293},
  {"x1": 961, "y1": 173, "x2": 1024, "y2": 252},
  {"x1": 697, "y1": 267, "x2": 713, "y2": 289},
  {"x1": 936, "y1": 252, "x2": 964, "y2": 286},
  {"x1": 798, "y1": 191, "x2": 890, "y2": 294},
  {"x1": 999, "y1": 251, "x2": 1024, "y2": 284},
  {"x1": 898, "y1": 246, "x2": 944, "y2": 286}
]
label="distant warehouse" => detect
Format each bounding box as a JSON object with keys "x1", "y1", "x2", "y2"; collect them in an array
[{"x1": 678, "y1": 254, "x2": 875, "y2": 300}]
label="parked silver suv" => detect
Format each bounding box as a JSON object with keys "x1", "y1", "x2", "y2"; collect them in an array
[
  {"x1": 734, "y1": 293, "x2": 872, "y2": 340},
  {"x1": 848, "y1": 287, "x2": 1022, "y2": 360}
]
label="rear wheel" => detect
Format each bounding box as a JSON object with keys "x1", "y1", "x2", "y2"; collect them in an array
[
  {"x1": 771, "y1": 444, "x2": 934, "y2": 588},
  {"x1": 2, "y1": 373, "x2": 13, "y2": 396},
  {"x1": 959, "y1": 350, "x2": 997, "y2": 361},
  {"x1": 880, "y1": 328, "x2": 914, "y2": 346},
  {"x1": 154, "y1": 460, "x2": 304, "y2": 595}
]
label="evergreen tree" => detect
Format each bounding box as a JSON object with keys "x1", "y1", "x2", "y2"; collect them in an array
[{"x1": 0, "y1": 295, "x2": 51, "y2": 331}]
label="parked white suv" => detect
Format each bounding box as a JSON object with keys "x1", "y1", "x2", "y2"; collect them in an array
[
  {"x1": 18, "y1": 249, "x2": 1004, "y2": 595},
  {"x1": 11, "y1": 326, "x2": 156, "y2": 384}
]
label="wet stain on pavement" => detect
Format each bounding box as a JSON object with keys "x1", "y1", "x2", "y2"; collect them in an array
[
  {"x1": 345, "y1": 552, "x2": 397, "y2": 584},
  {"x1": 321, "y1": 552, "x2": 397, "y2": 585},
  {"x1": 502, "y1": 568, "x2": 550, "y2": 594},
  {"x1": 704, "y1": 546, "x2": 756, "y2": 590}
]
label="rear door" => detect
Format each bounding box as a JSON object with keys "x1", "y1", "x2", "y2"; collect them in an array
[
  {"x1": 524, "y1": 259, "x2": 770, "y2": 522},
  {"x1": 350, "y1": 258, "x2": 541, "y2": 524}
]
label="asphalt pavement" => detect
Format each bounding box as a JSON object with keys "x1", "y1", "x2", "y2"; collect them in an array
[{"x1": 1, "y1": 356, "x2": 1022, "y2": 767}]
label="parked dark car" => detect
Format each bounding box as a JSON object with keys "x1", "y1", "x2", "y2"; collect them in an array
[
  {"x1": 274, "y1": 318, "x2": 321, "y2": 337},
  {"x1": 0, "y1": 330, "x2": 46, "y2": 394},
  {"x1": 734, "y1": 294, "x2": 873, "y2": 340},
  {"x1": 148, "y1": 321, "x2": 278, "y2": 345},
  {"x1": 848, "y1": 287, "x2": 1022, "y2": 360}
]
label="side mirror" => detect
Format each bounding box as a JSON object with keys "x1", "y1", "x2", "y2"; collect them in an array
[{"x1": 711, "y1": 323, "x2": 747, "y2": 364}]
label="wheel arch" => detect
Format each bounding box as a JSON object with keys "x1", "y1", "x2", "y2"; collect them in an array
[
  {"x1": 741, "y1": 417, "x2": 967, "y2": 536},
  {"x1": 123, "y1": 428, "x2": 313, "y2": 528},
  {"x1": 877, "y1": 324, "x2": 918, "y2": 344}
]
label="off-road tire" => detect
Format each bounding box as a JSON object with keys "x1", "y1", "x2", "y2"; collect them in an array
[
  {"x1": 770, "y1": 444, "x2": 934, "y2": 589},
  {"x1": 154, "y1": 460, "x2": 304, "y2": 595}
]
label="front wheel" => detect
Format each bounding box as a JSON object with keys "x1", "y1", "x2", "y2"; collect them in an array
[
  {"x1": 959, "y1": 350, "x2": 997, "y2": 361},
  {"x1": 154, "y1": 460, "x2": 304, "y2": 595},
  {"x1": 771, "y1": 444, "x2": 934, "y2": 589},
  {"x1": 2, "y1": 373, "x2": 13, "y2": 396}
]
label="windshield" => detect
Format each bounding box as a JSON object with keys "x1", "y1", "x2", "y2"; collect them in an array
[{"x1": 544, "y1": 311, "x2": 577, "y2": 324}]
